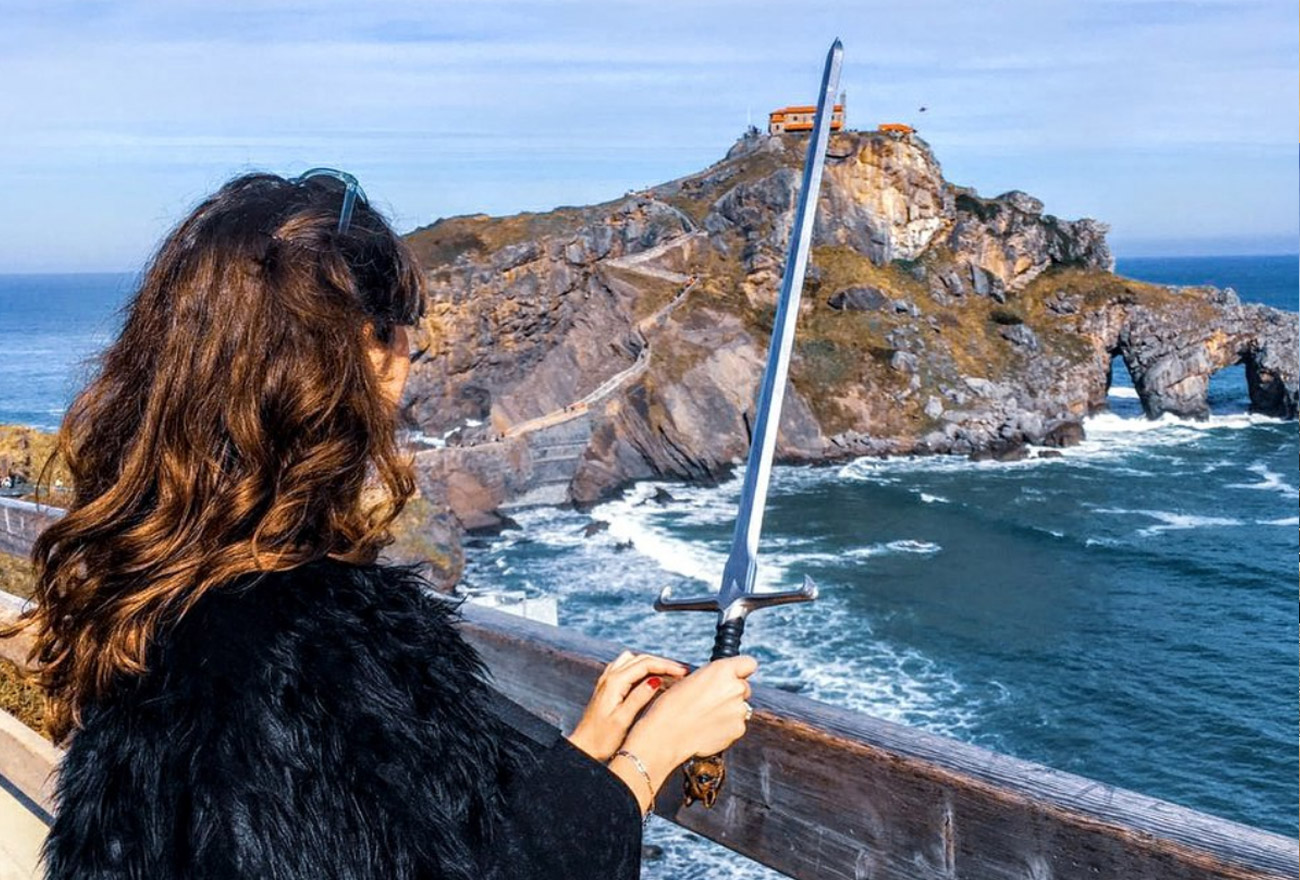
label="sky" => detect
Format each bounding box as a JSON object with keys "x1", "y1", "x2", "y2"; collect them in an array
[{"x1": 2, "y1": 0, "x2": 1297, "y2": 273}]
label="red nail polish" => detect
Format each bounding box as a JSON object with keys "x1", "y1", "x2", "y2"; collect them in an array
[{"x1": 646, "y1": 676, "x2": 662, "y2": 690}]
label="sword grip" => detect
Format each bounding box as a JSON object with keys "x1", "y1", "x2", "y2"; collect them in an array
[
  {"x1": 709, "y1": 616, "x2": 746, "y2": 661},
  {"x1": 680, "y1": 616, "x2": 748, "y2": 809}
]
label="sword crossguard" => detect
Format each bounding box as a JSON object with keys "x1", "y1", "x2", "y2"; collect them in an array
[{"x1": 655, "y1": 576, "x2": 819, "y2": 622}]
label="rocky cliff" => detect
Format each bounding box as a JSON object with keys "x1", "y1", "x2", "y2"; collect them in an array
[{"x1": 400, "y1": 130, "x2": 1298, "y2": 533}]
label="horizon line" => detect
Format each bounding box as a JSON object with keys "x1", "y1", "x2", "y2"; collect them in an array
[{"x1": 3, "y1": 253, "x2": 1298, "y2": 278}]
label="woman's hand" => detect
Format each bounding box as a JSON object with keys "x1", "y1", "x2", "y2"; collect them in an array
[
  {"x1": 606, "y1": 655, "x2": 758, "y2": 813},
  {"x1": 625, "y1": 654, "x2": 756, "y2": 764},
  {"x1": 565, "y1": 651, "x2": 688, "y2": 761}
]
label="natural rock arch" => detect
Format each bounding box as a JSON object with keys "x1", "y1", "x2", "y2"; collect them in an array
[{"x1": 1112, "y1": 291, "x2": 1298, "y2": 420}]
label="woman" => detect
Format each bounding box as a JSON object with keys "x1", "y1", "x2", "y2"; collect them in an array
[{"x1": 11, "y1": 170, "x2": 756, "y2": 878}]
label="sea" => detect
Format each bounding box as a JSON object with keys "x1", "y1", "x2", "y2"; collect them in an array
[{"x1": 1, "y1": 255, "x2": 1296, "y2": 878}]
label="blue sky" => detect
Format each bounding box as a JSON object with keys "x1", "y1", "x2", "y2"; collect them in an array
[{"x1": 2, "y1": 0, "x2": 1297, "y2": 272}]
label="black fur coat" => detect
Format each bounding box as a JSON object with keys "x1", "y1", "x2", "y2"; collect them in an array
[{"x1": 42, "y1": 558, "x2": 643, "y2": 879}]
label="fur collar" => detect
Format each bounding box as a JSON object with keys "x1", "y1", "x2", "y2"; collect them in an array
[{"x1": 43, "y1": 558, "x2": 534, "y2": 879}]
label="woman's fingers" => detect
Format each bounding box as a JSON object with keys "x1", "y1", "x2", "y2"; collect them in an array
[
  {"x1": 603, "y1": 650, "x2": 682, "y2": 678},
  {"x1": 719, "y1": 654, "x2": 758, "y2": 678},
  {"x1": 603, "y1": 650, "x2": 637, "y2": 675},
  {"x1": 602, "y1": 655, "x2": 688, "y2": 700},
  {"x1": 610, "y1": 674, "x2": 664, "y2": 726}
]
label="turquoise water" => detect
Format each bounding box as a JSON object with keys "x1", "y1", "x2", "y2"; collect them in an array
[{"x1": 2, "y1": 258, "x2": 1296, "y2": 878}]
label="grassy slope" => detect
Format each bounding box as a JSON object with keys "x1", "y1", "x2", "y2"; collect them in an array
[
  {"x1": 0, "y1": 552, "x2": 34, "y2": 600},
  {"x1": 0, "y1": 659, "x2": 45, "y2": 738},
  {"x1": 0, "y1": 424, "x2": 68, "y2": 493}
]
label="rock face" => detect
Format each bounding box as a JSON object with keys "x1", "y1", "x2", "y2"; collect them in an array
[
  {"x1": 401, "y1": 130, "x2": 1298, "y2": 531},
  {"x1": 1117, "y1": 288, "x2": 1298, "y2": 419}
]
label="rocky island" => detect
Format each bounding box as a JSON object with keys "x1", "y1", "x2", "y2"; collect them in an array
[{"x1": 396, "y1": 128, "x2": 1297, "y2": 557}]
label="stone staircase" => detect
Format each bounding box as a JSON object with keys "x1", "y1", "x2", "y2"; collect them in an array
[{"x1": 500, "y1": 413, "x2": 592, "y2": 510}]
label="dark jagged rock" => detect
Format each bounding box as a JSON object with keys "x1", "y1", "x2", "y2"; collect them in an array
[
  {"x1": 969, "y1": 440, "x2": 1029, "y2": 462},
  {"x1": 999, "y1": 323, "x2": 1040, "y2": 350},
  {"x1": 827, "y1": 286, "x2": 889, "y2": 311},
  {"x1": 1042, "y1": 421, "x2": 1086, "y2": 448},
  {"x1": 581, "y1": 520, "x2": 610, "y2": 538},
  {"x1": 399, "y1": 130, "x2": 1298, "y2": 529},
  {"x1": 649, "y1": 487, "x2": 676, "y2": 505}
]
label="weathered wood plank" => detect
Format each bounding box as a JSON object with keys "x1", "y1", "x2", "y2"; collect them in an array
[
  {"x1": 458, "y1": 601, "x2": 1299, "y2": 880},
  {"x1": 0, "y1": 709, "x2": 57, "y2": 820},
  {"x1": 0, "y1": 779, "x2": 46, "y2": 880}
]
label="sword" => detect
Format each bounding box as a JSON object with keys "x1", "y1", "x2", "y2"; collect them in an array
[{"x1": 655, "y1": 38, "x2": 843, "y2": 809}]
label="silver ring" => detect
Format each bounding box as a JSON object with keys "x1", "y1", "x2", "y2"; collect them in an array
[{"x1": 743, "y1": 702, "x2": 754, "y2": 721}]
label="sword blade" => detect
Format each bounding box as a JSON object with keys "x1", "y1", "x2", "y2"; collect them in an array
[{"x1": 717, "y1": 39, "x2": 843, "y2": 613}]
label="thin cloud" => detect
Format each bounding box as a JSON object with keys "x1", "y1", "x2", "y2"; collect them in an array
[{"x1": 0, "y1": 0, "x2": 1295, "y2": 271}]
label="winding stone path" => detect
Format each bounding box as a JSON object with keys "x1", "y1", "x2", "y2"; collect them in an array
[{"x1": 502, "y1": 274, "x2": 697, "y2": 439}]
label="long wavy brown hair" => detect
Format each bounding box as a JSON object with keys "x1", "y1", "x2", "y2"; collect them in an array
[{"x1": 4, "y1": 172, "x2": 426, "y2": 743}]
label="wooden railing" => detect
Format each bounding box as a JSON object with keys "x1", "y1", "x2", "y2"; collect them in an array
[
  {"x1": 1, "y1": 496, "x2": 1297, "y2": 879},
  {"x1": 0, "y1": 496, "x2": 51, "y2": 558},
  {"x1": 463, "y1": 604, "x2": 1297, "y2": 880}
]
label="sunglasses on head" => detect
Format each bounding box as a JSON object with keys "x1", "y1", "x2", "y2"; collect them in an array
[{"x1": 292, "y1": 168, "x2": 366, "y2": 234}]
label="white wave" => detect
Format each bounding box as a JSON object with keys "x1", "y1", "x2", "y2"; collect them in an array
[
  {"x1": 764, "y1": 539, "x2": 942, "y2": 573},
  {"x1": 838, "y1": 453, "x2": 1048, "y2": 482},
  {"x1": 878, "y1": 539, "x2": 942, "y2": 556},
  {"x1": 1084, "y1": 410, "x2": 1284, "y2": 436},
  {"x1": 465, "y1": 496, "x2": 984, "y2": 743},
  {"x1": 1107, "y1": 386, "x2": 1140, "y2": 399},
  {"x1": 1257, "y1": 516, "x2": 1300, "y2": 526},
  {"x1": 1226, "y1": 463, "x2": 1298, "y2": 498},
  {"x1": 1030, "y1": 410, "x2": 1291, "y2": 469},
  {"x1": 584, "y1": 467, "x2": 869, "y2": 588},
  {"x1": 1096, "y1": 507, "x2": 1244, "y2": 536},
  {"x1": 590, "y1": 479, "x2": 791, "y2": 589},
  {"x1": 918, "y1": 492, "x2": 949, "y2": 504},
  {"x1": 834, "y1": 405, "x2": 1287, "y2": 486},
  {"x1": 725, "y1": 600, "x2": 987, "y2": 737}
]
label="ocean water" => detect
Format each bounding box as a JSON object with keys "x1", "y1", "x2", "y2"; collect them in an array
[
  {"x1": 458, "y1": 255, "x2": 1299, "y2": 878},
  {"x1": 0, "y1": 273, "x2": 134, "y2": 430},
  {"x1": 1, "y1": 258, "x2": 1296, "y2": 878}
]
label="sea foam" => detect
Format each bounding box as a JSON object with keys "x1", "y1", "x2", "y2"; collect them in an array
[
  {"x1": 1095, "y1": 507, "x2": 1245, "y2": 536},
  {"x1": 1227, "y1": 463, "x2": 1298, "y2": 498}
]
